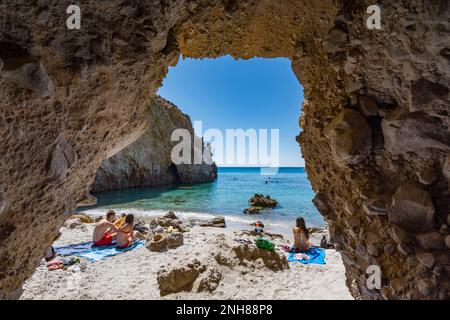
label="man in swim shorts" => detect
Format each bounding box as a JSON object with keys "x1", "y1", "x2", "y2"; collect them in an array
[{"x1": 93, "y1": 210, "x2": 118, "y2": 246}]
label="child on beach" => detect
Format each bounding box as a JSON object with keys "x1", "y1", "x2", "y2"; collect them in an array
[{"x1": 292, "y1": 217, "x2": 310, "y2": 253}]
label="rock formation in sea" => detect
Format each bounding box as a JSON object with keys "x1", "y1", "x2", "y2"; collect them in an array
[
  {"x1": 91, "y1": 96, "x2": 217, "y2": 192},
  {"x1": 1, "y1": 1, "x2": 449, "y2": 300}
]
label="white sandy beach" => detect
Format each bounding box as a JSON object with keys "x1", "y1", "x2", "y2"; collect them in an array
[{"x1": 21, "y1": 216, "x2": 352, "y2": 300}]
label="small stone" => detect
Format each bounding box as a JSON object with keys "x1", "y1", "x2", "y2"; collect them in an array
[
  {"x1": 389, "y1": 183, "x2": 435, "y2": 233},
  {"x1": 445, "y1": 235, "x2": 450, "y2": 249},
  {"x1": 416, "y1": 252, "x2": 435, "y2": 268}
]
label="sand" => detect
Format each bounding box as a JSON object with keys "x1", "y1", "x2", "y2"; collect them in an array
[{"x1": 20, "y1": 219, "x2": 352, "y2": 300}]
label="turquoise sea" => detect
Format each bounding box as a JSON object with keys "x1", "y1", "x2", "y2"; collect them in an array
[{"x1": 84, "y1": 167, "x2": 323, "y2": 235}]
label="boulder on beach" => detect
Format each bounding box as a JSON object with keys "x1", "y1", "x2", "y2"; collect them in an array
[
  {"x1": 189, "y1": 216, "x2": 226, "y2": 228},
  {"x1": 149, "y1": 212, "x2": 188, "y2": 232},
  {"x1": 157, "y1": 259, "x2": 207, "y2": 296},
  {"x1": 68, "y1": 213, "x2": 94, "y2": 224},
  {"x1": 147, "y1": 231, "x2": 184, "y2": 252},
  {"x1": 232, "y1": 243, "x2": 289, "y2": 271}
]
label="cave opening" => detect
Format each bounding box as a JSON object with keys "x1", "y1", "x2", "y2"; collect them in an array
[{"x1": 1, "y1": 0, "x2": 448, "y2": 301}]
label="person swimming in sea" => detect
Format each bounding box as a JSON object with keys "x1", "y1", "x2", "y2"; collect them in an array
[{"x1": 292, "y1": 217, "x2": 310, "y2": 253}]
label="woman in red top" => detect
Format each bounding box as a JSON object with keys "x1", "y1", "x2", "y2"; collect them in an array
[{"x1": 116, "y1": 214, "x2": 146, "y2": 248}]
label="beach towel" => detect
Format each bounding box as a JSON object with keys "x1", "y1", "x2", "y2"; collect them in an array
[
  {"x1": 54, "y1": 240, "x2": 145, "y2": 262},
  {"x1": 287, "y1": 247, "x2": 326, "y2": 265}
]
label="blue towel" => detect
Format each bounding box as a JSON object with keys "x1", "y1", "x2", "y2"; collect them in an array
[
  {"x1": 287, "y1": 247, "x2": 326, "y2": 265},
  {"x1": 54, "y1": 240, "x2": 145, "y2": 262}
]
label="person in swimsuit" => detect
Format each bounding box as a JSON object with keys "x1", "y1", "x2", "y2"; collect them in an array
[
  {"x1": 292, "y1": 217, "x2": 310, "y2": 252},
  {"x1": 93, "y1": 210, "x2": 118, "y2": 246},
  {"x1": 116, "y1": 214, "x2": 146, "y2": 248}
]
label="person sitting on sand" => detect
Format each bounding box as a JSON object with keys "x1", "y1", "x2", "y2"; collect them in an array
[
  {"x1": 114, "y1": 213, "x2": 126, "y2": 228},
  {"x1": 116, "y1": 214, "x2": 146, "y2": 249},
  {"x1": 93, "y1": 210, "x2": 118, "y2": 247},
  {"x1": 292, "y1": 217, "x2": 310, "y2": 252}
]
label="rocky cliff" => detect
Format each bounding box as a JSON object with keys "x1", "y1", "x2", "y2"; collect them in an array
[{"x1": 91, "y1": 96, "x2": 217, "y2": 192}]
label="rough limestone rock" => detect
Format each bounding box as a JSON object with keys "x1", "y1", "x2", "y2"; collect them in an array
[
  {"x1": 382, "y1": 112, "x2": 450, "y2": 155},
  {"x1": 190, "y1": 216, "x2": 226, "y2": 228},
  {"x1": 166, "y1": 232, "x2": 184, "y2": 249},
  {"x1": 196, "y1": 267, "x2": 222, "y2": 293},
  {"x1": 248, "y1": 194, "x2": 278, "y2": 208},
  {"x1": 92, "y1": 96, "x2": 217, "y2": 192},
  {"x1": 324, "y1": 109, "x2": 372, "y2": 165},
  {"x1": 232, "y1": 244, "x2": 289, "y2": 272},
  {"x1": 157, "y1": 259, "x2": 206, "y2": 296},
  {"x1": 389, "y1": 183, "x2": 435, "y2": 233},
  {"x1": 1, "y1": 61, "x2": 54, "y2": 97},
  {"x1": 1, "y1": 0, "x2": 449, "y2": 300},
  {"x1": 149, "y1": 212, "x2": 187, "y2": 232}
]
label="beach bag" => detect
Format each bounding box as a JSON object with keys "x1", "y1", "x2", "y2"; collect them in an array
[{"x1": 255, "y1": 237, "x2": 275, "y2": 251}]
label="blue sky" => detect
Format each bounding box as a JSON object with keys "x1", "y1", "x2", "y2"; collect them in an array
[{"x1": 157, "y1": 55, "x2": 305, "y2": 167}]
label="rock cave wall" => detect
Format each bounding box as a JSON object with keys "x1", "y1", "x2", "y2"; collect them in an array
[
  {"x1": 91, "y1": 95, "x2": 217, "y2": 192},
  {"x1": 0, "y1": 0, "x2": 449, "y2": 299}
]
